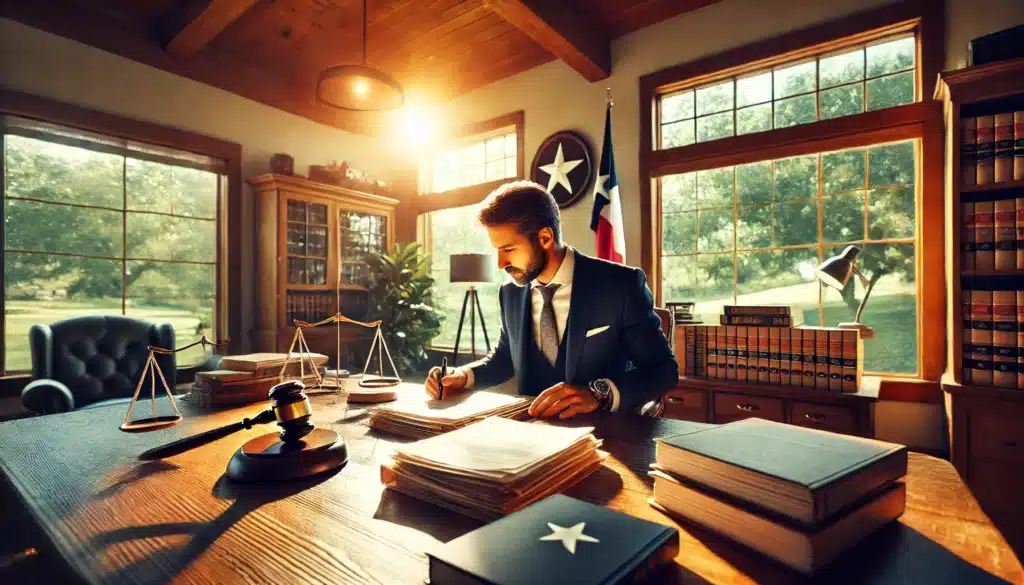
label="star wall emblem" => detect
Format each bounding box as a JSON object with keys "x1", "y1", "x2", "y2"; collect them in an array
[
  {"x1": 538, "y1": 522, "x2": 600, "y2": 554},
  {"x1": 529, "y1": 130, "x2": 594, "y2": 209}
]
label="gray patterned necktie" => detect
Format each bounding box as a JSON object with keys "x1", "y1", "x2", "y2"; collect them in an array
[{"x1": 538, "y1": 284, "x2": 561, "y2": 365}]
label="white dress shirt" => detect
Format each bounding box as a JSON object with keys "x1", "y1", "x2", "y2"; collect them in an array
[{"x1": 462, "y1": 247, "x2": 620, "y2": 411}]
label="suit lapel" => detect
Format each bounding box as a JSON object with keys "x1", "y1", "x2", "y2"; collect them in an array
[
  {"x1": 564, "y1": 252, "x2": 590, "y2": 382},
  {"x1": 514, "y1": 282, "x2": 531, "y2": 387}
]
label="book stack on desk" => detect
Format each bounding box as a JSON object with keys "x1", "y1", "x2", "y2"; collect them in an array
[
  {"x1": 380, "y1": 417, "x2": 606, "y2": 520},
  {"x1": 368, "y1": 391, "x2": 531, "y2": 439},
  {"x1": 648, "y1": 418, "x2": 908, "y2": 575},
  {"x1": 186, "y1": 352, "x2": 329, "y2": 407}
]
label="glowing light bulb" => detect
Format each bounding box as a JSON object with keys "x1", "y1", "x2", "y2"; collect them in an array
[{"x1": 353, "y1": 78, "x2": 369, "y2": 99}]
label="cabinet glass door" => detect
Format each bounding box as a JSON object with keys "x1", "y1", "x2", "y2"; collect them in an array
[
  {"x1": 286, "y1": 199, "x2": 328, "y2": 285},
  {"x1": 338, "y1": 211, "x2": 387, "y2": 286}
]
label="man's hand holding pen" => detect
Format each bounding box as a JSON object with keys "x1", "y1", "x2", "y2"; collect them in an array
[{"x1": 425, "y1": 365, "x2": 470, "y2": 400}]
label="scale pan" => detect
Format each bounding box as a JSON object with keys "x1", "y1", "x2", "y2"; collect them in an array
[
  {"x1": 358, "y1": 376, "x2": 401, "y2": 388},
  {"x1": 119, "y1": 415, "x2": 182, "y2": 433}
]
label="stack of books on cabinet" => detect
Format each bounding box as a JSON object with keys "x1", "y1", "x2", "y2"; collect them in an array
[
  {"x1": 677, "y1": 305, "x2": 863, "y2": 393},
  {"x1": 649, "y1": 418, "x2": 908, "y2": 575}
]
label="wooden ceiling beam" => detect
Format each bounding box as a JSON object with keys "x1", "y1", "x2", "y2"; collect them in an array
[
  {"x1": 483, "y1": 0, "x2": 610, "y2": 81},
  {"x1": 162, "y1": 0, "x2": 261, "y2": 57}
]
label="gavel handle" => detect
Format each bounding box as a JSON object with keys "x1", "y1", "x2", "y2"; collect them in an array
[{"x1": 138, "y1": 409, "x2": 276, "y2": 460}]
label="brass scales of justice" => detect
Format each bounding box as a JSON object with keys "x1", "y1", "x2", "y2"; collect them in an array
[
  {"x1": 120, "y1": 335, "x2": 230, "y2": 433},
  {"x1": 281, "y1": 313, "x2": 401, "y2": 403}
]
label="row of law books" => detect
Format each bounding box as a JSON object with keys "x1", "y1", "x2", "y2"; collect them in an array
[
  {"x1": 961, "y1": 112, "x2": 1024, "y2": 186},
  {"x1": 962, "y1": 289, "x2": 1024, "y2": 389},
  {"x1": 961, "y1": 197, "x2": 1024, "y2": 272},
  {"x1": 185, "y1": 352, "x2": 328, "y2": 407},
  {"x1": 649, "y1": 417, "x2": 908, "y2": 575},
  {"x1": 678, "y1": 322, "x2": 863, "y2": 392}
]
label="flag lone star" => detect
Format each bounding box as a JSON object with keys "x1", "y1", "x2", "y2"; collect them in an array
[{"x1": 539, "y1": 522, "x2": 600, "y2": 554}]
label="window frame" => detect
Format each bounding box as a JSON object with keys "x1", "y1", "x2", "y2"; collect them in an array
[
  {"x1": 638, "y1": 0, "x2": 944, "y2": 381},
  {"x1": 0, "y1": 89, "x2": 242, "y2": 390}
]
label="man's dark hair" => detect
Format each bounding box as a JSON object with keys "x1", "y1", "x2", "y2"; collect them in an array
[{"x1": 477, "y1": 180, "x2": 562, "y2": 243}]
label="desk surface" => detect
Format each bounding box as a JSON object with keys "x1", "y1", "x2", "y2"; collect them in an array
[{"x1": 0, "y1": 391, "x2": 1021, "y2": 585}]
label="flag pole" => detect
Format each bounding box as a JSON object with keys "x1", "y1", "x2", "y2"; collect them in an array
[{"x1": 606, "y1": 87, "x2": 613, "y2": 108}]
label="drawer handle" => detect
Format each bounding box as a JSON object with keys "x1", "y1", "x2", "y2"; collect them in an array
[
  {"x1": 805, "y1": 412, "x2": 828, "y2": 422},
  {"x1": 736, "y1": 403, "x2": 759, "y2": 412},
  {"x1": 1004, "y1": 440, "x2": 1018, "y2": 448},
  {"x1": 667, "y1": 396, "x2": 685, "y2": 403}
]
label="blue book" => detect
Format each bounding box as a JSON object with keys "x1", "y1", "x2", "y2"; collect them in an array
[{"x1": 426, "y1": 494, "x2": 678, "y2": 585}]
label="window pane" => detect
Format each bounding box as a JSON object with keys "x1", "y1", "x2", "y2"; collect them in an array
[
  {"x1": 661, "y1": 120, "x2": 695, "y2": 149},
  {"x1": 773, "y1": 61, "x2": 816, "y2": 99},
  {"x1": 4, "y1": 134, "x2": 122, "y2": 209},
  {"x1": 820, "y1": 84, "x2": 864, "y2": 120},
  {"x1": 126, "y1": 261, "x2": 215, "y2": 366},
  {"x1": 774, "y1": 155, "x2": 817, "y2": 201},
  {"x1": 485, "y1": 160, "x2": 505, "y2": 182},
  {"x1": 737, "y1": 161, "x2": 772, "y2": 204},
  {"x1": 5, "y1": 253, "x2": 122, "y2": 371},
  {"x1": 696, "y1": 167, "x2": 734, "y2": 209},
  {"x1": 696, "y1": 80, "x2": 734, "y2": 116},
  {"x1": 661, "y1": 172, "x2": 697, "y2": 212},
  {"x1": 866, "y1": 36, "x2": 915, "y2": 77},
  {"x1": 696, "y1": 111, "x2": 734, "y2": 143},
  {"x1": 696, "y1": 254, "x2": 735, "y2": 305},
  {"x1": 5, "y1": 198, "x2": 120, "y2": 257},
  {"x1": 662, "y1": 212, "x2": 697, "y2": 254},
  {"x1": 822, "y1": 148, "x2": 866, "y2": 194},
  {"x1": 737, "y1": 103, "x2": 772, "y2": 135},
  {"x1": 485, "y1": 135, "x2": 505, "y2": 161},
  {"x1": 820, "y1": 48, "x2": 865, "y2": 88},
  {"x1": 461, "y1": 164, "x2": 485, "y2": 187},
  {"x1": 662, "y1": 90, "x2": 695, "y2": 123},
  {"x1": 505, "y1": 157, "x2": 517, "y2": 179},
  {"x1": 868, "y1": 187, "x2": 915, "y2": 239},
  {"x1": 823, "y1": 191, "x2": 865, "y2": 243},
  {"x1": 662, "y1": 255, "x2": 698, "y2": 303},
  {"x1": 127, "y1": 160, "x2": 217, "y2": 218},
  {"x1": 774, "y1": 94, "x2": 817, "y2": 128},
  {"x1": 697, "y1": 208, "x2": 734, "y2": 253},
  {"x1": 505, "y1": 133, "x2": 516, "y2": 156},
  {"x1": 821, "y1": 243, "x2": 916, "y2": 374},
  {"x1": 737, "y1": 72, "x2": 772, "y2": 107},
  {"x1": 774, "y1": 201, "x2": 817, "y2": 246},
  {"x1": 868, "y1": 141, "x2": 915, "y2": 186},
  {"x1": 736, "y1": 248, "x2": 819, "y2": 325},
  {"x1": 127, "y1": 213, "x2": 215, "y2": 262},
  {"x1": 737, "y1": 204, "x2": 772, "y2": 249},
  {"x1": 866, "y1": 72, "x2": 914, "y2": 111}
]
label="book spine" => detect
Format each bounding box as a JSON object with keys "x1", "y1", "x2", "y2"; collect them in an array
[
  {"x1": 977, "y1": 115, "x2": 995, "y2": 185},
  {"x1": 995, "y1": 198, "x2": 1017, "y2": 271},
  {"x1": 1018, "y1": 292, "x2": 1024, "y2": 390},
  {"x1": 725, "y1": 326, "x2": 737, "y2": 381},
  {"x1": 705, "y1": 326, "x2": 717, "y2": 380},
  {"x1": 969, "y1": 290, "x2": 994, "y2": 386},
  {"x1": 1018, "y1": 198, "x2": 1024, "y2": 270},
  {"x1": 747, "y1": 326, "x2": 758, "y2": 383},
  {"x1": 716, "y1": 327, "x2": 728, "y2": 380},
  {"x1": 768, "y1": 328, "x2": 781, "y2": 385},
  {"x1": 963, "y1": 202, "x2": 976, "y2": 271},
  {"x1": 995, "y1": 112, "x2": 1015, "y2": 183},
  {"x1": 790, "y1": 329, "x2": 804, "y2": 388},
  {"x1": 683, "y1": 326, "x2": 695, "y2": 377},
  {"x1": 974, "y1": 200, "x2": 995, "y2": 272},
  {"x1": 963, "y1": 296, "x2": 973, "y2": 384},
  {"x1": 779, "y1": 327, "x2": 792, "y2": 387},
  {"x1": 815, "y1": 328, "x2": 830, "y2": 390},
  {"x1": 757, "y1": 327, "x2": 770, "y2": 383},
  {"x1": 695, "y1": 326, "x2": 707, "y2": 378},
  {"x1": 992, "y1": 290, "x2": 1017, "y2": 389},
  {"x1": 841, "y1": 329, "x2": 861, "y2": 393},
  {"x1": 723, "y1": 305, "x2": 791, "y2": 316},
  {"x1": 962, "y1": 116, "x2": 978, "y2": 188},
  {"x1": 828, "y1": 329, "x2": 844, "y2": 392},
  {"x1": 719, "y1": 315, "x2": 796, "y2": 326},
  {"x1": 801, "y1": 329, "x2": 816, "y2": 388},
  {"x1": 1016, "y1": 111, "x2": 1024, "y2": 181},
  {"x1": 735, "y1": 326, "x2": 749, "y2": 383}
]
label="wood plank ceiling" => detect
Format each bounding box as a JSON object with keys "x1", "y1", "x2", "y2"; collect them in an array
[{"x1": 2, "y1": 0, "x2": 721, "y2": 135}]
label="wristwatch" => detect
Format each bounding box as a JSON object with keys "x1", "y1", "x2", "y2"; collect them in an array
[{"x1": 589, "y1": 378, "x2": 613, "y2": 411}]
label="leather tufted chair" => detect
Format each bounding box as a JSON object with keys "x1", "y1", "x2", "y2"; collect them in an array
[
  {"x1": 22, "y1": 315, "x2": 176, "y2": 415},
  {"x1": 638, "y1": 307, "x2": 675, "y2": 417}
]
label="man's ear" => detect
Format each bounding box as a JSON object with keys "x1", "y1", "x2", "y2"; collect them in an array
[{"x1": 537, "y1": 227, "x2": 555, "y2": 250}]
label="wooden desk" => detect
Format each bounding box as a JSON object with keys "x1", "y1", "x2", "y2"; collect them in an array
[{"x1": 0, "y1": 396, "x2": 1020, "y2": 585}]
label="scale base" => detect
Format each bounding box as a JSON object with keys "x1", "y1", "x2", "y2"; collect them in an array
[
  {"x1": 226, "y1": 428, "x2": 348, "y2": 483},
  {"x1": 837, "y1": 322, "x2": 876, "y2": 340}
]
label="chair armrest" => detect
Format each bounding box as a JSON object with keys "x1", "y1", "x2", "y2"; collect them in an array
[{"x1": 22, "y1": 379, "x2": 75, "y2": 415}]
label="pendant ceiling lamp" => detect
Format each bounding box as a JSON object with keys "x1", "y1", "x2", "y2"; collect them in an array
[{"x1": 316, "y1": 0, "x2": 404, "y2": 112}]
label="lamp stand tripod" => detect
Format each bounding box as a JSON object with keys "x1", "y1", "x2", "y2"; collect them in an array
[{"x1": 452, "y1": 285, "x2": 491, "y2": 366}]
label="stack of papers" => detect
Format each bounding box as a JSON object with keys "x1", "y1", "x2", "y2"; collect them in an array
[
  {"x1": 380, "y1": 417, "x2": 606, "y2": 520},
  {"x1": 368, "y1": 391, "x2": 531, "y2": 439}
]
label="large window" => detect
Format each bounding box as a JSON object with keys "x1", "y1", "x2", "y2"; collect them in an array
[
  {"x1": 660, "y1": 141, "x2": 917, "y2": 373},
  {"x1": 3, "y1": 126, "x2": 222, "y2": 372}
]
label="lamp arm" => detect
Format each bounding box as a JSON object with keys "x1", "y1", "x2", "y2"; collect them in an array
[{"x1": 852, "y1": 266, "x2": 877, "y2": 323}]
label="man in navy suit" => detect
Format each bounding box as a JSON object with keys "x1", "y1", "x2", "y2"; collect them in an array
[{"x1": 425, "y1": 181, "x2": 678, "y2": 419}]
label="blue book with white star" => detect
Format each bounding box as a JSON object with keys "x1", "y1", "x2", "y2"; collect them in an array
[{"x1": 426, "y1": 494, "x2": 679, "y2": 585}]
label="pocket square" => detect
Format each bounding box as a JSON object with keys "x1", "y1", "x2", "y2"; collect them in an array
[{"x1": 586, "y1": 325, "x2": 610, "y2": 338}]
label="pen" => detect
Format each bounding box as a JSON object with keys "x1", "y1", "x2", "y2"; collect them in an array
[{"x1": 438, "y1": 357, "x2": 447, "y2": 399}]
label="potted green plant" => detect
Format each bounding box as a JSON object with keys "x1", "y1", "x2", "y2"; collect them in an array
[{"x1": 365, "y1": 242, "x2": 443, "y2": 374}]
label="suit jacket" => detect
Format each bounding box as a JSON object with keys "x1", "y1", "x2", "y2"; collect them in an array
[{"x1": 467, "y1": 251, "x2": 678, "y2": 413}]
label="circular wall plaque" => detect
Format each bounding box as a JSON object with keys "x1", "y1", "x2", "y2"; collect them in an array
[{"x1": 529, "y1": 130, "x2": 594, "y2": 209}]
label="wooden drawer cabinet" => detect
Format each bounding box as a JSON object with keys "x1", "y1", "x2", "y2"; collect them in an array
[
  {"x1": 660, "y1": 388, "x2": 707, "y2": 422},
  {"x1": 714, "y1": 392, "x2": 784, "y2": 424},
  {"x1": 789, "y1": 401, "x2": 856, "y2": 436},
  {"x1": 968, "y1": 412, "x2": 1024, "y2": 464}
]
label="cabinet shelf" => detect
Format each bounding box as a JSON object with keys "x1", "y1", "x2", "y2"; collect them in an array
[{"x1": 961, "y1": 179, "x2": 1024, "y2": 193}]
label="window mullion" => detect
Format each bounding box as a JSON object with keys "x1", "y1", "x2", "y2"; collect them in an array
[
  {"x1": 817, "y1": 154, "x2": 824, "y2": 327},
  {"x1": 1, "y1": 132, "x2": 5, "y2": 375},
  {"x1": 121, "y1": 155, "x2": 127, "y2": 316}
]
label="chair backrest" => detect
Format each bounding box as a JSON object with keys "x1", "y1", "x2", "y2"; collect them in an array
[
  {"x1": 29, "y1": 315, "x2": 176, "y2": 408},
  {"x1": 652, "y1": 307, "x2": 674, "y2": 345}
]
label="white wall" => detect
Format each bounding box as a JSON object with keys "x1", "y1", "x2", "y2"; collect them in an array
[{"x1": 0, "y1": 18, "x2": 396, "y2": 352}]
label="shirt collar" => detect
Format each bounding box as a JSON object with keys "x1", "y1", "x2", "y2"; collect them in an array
[{"x1": 532, "y1": 247, "x2": 575, "y2": 289}]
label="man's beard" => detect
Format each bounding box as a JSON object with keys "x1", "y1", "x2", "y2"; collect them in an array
[{"x1": 504, "y1": 241, "x2": 546, "y2": 286}]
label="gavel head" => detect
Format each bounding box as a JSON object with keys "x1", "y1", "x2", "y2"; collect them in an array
[{"x1": 268, "y1": 380, "x2": 315, "y2": 443}]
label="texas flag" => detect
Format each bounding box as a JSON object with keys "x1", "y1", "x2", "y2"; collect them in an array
[{"x1": 590, "y1": 102, "x2": 625, "y2": 264}]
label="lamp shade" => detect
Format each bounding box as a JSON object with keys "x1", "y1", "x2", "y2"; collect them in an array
[
  {"x1": 815, "y1": 245, "x2": 861, "y2": 290},
  {"x1": 316, "y1": 66, "x2": 404, "y2": 112},
  {"x1": 450, "y1": 254, "x2": 493, "y2": 284}
]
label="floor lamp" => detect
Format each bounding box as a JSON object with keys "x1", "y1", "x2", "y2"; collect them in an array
[{"x1": 450, "y1": 253, "x2": 493, "y2": 366}]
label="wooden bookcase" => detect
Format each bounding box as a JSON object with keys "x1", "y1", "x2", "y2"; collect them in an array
[
  {"x1": 935, "y1": 58, "x2": 1024, "y2": 537},
  {"x1": 249, "y1": 174, "x2": 398, "y2": 365}
]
